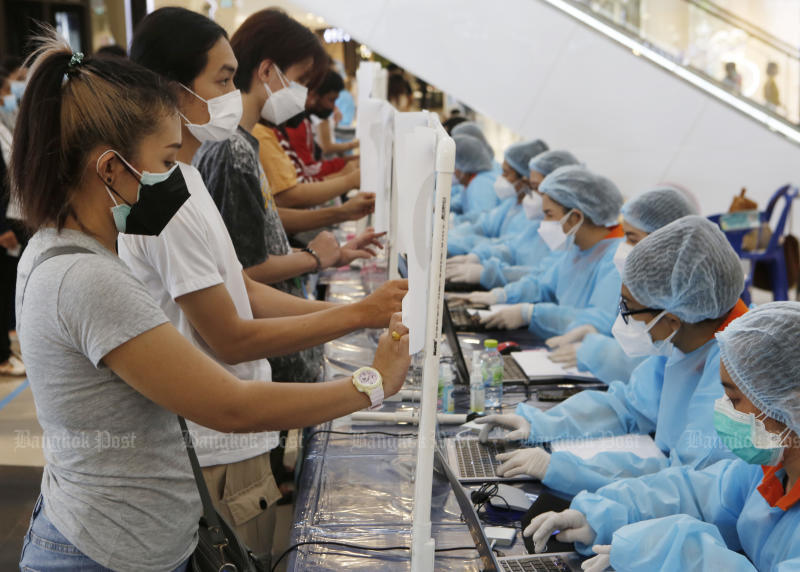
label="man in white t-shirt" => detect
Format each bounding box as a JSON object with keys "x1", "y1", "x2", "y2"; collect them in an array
[{"x1": 118, "y1": 162, "x2": 405, "y2": 560}]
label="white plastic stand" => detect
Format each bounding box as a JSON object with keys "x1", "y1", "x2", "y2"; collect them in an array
[{"x1": 410, "y1": 118, "x2": 455, "y2": 572}]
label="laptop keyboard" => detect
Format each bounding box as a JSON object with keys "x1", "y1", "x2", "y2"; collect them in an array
[
  {"x1": 454, "y1": 439, "x2": 509, "y2": 479},
  {"x1": 450, "y1": 307, "x2": 486, "y2": 331},
  {"x1": 500, "y1": 555, "x2": 571, "y2": 572},
  {"x1": 503, "y1": 356, "x2": 526, "y2": 381}
]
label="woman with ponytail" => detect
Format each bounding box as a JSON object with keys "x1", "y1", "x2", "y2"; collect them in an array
[{"x1": 13, "y1": 30, "x2": 409, "y2": 572}]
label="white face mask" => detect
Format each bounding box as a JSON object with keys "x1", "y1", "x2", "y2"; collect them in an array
[
  {"x1": 611, "y1": 310, "x2": 677, "y2": 357},
  {"x1": 493, "y1": 176, "x2": 516, "y2": 200},
  {"x1": 613, "y1": 241, "x2": 635, "y2": 277},
  {"x1": 179, "y1": 85, "x2": 242, "y2": 142},
  {"x1": 260, "y1": 64, "x2": 308, "y2": 125},
  {"x1": 522, "y1": 192, "x2": 544, "y2": 220},
  {"x1": 537, "y1": 209, "x2": 582, "y2": 251}
]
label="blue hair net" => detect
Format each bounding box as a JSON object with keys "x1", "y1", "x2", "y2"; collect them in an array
[
  {"x1": 539, "y1": 165, "x2": 622, "y2": 226},
  {"x1": 505, "y1": 139, "x2": 548, "y2": 176},
  {"x1": 624, "y1": 215, "x2": 744, "y2": 323},
  {"x1": 453, "y1": 134, "x2": 493, "y2": 173},
  {"x1": 529, "y1": 150, "x2": 580, "y2": 176},
  {"x1": 622, "y1": 186, "x2": 698, "y2": 233},
  {"x1": 717, "y1": 302, "x2": 800, "y2": 434},
  {"x1": 451, "y1": 121, "x2": 493, "y2": 155}
]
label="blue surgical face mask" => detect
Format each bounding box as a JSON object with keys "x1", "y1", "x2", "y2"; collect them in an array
[
  {"x1": 713, "y1": 395, "x2": 789, "y2": 466},
  {"x1": 2, "y1": 94, "x2": 17, "y2": 113},
  {"x1": 10, "y1": 80, "x2": 26, "y2": 101}
]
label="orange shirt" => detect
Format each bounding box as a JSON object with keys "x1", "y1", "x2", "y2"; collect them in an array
[{"x1": 758, "y1": 464, "x2": 800, "y2": 510}]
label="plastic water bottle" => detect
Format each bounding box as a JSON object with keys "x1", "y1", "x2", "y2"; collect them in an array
[
  {"x1": 482, "y1": 339, "x2": 504, "y2": 409},
  {"x1": 440, "y1": 362, "x2": 455, "y2": 413},
  {"x1": 470, "y1": 351, "x2": 485, "y2": 414}
]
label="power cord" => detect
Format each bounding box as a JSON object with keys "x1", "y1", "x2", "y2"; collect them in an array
[{"x1": 270, "y1": 540, "x2": 478, "y2": 571}]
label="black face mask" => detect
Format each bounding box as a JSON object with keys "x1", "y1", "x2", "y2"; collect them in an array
[
  {"x1": 311, "y1": 107, "x2": 334, "y2": 120},
  {"x1": 101, "y1": 157, "x2": 190, "y2": 236},
  {"x1": 283, "y1": 111, "x2": 308, "y2": 129}
]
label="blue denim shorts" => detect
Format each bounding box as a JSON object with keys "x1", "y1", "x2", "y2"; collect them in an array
[{"x1": 19, "y1": 495, "x2": 190, "y2": 572}]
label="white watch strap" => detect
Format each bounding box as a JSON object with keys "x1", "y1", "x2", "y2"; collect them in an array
[{"x1": 367, "y1": 385, "x2": 384, "y2": 410}]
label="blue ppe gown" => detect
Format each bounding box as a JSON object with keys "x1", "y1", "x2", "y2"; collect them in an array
[
  {"x1": 515, "y1": 338, "x2": 735, "y2": 496},
  {"x1": 491, "y1": 236, "x2": 622, "y2": 338},
  {"x1": 460, "y1": 171, "x2": 500, "y2": 217},
  {"x1": 571, "y1": 459, "x2": 800, "y2": 570}
]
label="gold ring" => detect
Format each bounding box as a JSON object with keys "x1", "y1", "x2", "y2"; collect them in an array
[{"x1": 391, "y1": 331, "x2": 402, "y2": 341}]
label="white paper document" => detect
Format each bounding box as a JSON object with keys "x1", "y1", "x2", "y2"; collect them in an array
[
  {"x1": 550, "y1": 434, "x2": 666, "y2": 461},
  {"x1": 511, "y1": 348, "x2": 597, "y2": 381}
]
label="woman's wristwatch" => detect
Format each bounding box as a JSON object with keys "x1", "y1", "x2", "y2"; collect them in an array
[{"x1": 352, "y1": 367, "x2": 384, "y2": 410}]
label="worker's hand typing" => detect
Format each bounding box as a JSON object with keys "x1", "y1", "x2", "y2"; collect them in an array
[
  {"x1": 447, "y1": 263, "x2": 483, "y2": 284},
  {"x1": 338, "y1": 227, "x2": 385, "y2": 265},
  {"x1": 495, "y1": 447, "x2": 550, "y2": 479},
  {"x1": 371, "y1": 313, "x2": 410, "y2": 398},
  {"x1": 475, "y1": 413, "x2": 531, "y2": 442},
  {"x1": 524, "y1": 509, "x2": 597, "y2": 554},
  {"x1": 482, "y1": 303, "x2": 531, "y2": 330},
  {"x1": 447, "y1": 291, "x2": 497, "y2": 307},
  {"x1": 582, "y1": 545, "x2": 612, "y2": 572},
  {"x1": 359, "y1": 279, "x2": 408, "y2": 328},
  {"x1": 548, "y1": 343, "x2": 579, "y2": 369},
  {"x1": 308, "y1": 231, "x2": 341, "y2": 269},
  {"x1": 447, "y1": 253, "x2": 480, "y2": 265},
  {"x1": 546, "y1": 324, "x2": 597, "y2": 349}
]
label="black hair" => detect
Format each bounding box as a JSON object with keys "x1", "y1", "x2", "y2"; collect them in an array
[
  {"x1": 314, "y1": 69, "x2": 344, "y2": 96},
  {"x1": 11, "y1": 29, "x2": 177, "y2": 232},
  {"x1": 130, "y1": 7, "x2": 228, "y2": 86},
  {"x1": 443, "y1": 116, "x2": 467, "y2": 134},
  {"x1": 231, "y1": 8, "x2": 327, "y2": 93},
  {"x1": 1, "y1": 56, "x2": 22, "y2": 73},
  {"x1": 96, "y1": 45, "x2": 127, "y2": 59}
]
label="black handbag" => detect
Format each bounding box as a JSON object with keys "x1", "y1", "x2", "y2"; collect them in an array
[{"x1": 178, "y1": 416, "x2": 267, "y2": 572}]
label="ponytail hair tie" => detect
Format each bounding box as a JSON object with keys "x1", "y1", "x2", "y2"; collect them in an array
[{"x1": 66, "y1": 52, "x2": 84, "y2": 75}]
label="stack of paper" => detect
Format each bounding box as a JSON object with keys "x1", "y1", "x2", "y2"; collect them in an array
[{"x1": 511, "y1": 349, "x2": 597, "y2": 381}]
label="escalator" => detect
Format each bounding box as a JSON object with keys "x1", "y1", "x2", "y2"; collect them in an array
[{"x1": 292, "y1": 0, "x2": 800, "y2": 216}]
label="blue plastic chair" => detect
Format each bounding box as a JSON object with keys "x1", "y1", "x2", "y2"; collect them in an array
[{"x1": 709, "y1": 184, "x2": 798, "y2": 305}]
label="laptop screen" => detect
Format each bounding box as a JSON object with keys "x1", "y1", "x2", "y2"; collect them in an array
[
  {"x1": 433, "y1": 446, "x2": 500, "y2": 571},
  {"x1": 442, "y1": 300, "x2": 471, "y2": 385}
]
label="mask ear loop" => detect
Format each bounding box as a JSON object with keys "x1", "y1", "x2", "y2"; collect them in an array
[
  {"x1": 96, "y1": 149, "x2": 138, "y2": 206},
  {"x1": 177, "y1": 84, "x2": 207, "y2": 127},
  {"x1": 263, "y1": 63, "x2": 290, "y2": 97}
]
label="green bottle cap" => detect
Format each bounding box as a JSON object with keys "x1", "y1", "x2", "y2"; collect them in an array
[{"x1": 483, "y1": 339, "x2": 498, "y2": 349}]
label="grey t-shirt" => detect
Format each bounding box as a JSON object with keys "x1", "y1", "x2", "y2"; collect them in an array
[{"x1": 16, "y1": 228, "x2": 201, "y2": 572}]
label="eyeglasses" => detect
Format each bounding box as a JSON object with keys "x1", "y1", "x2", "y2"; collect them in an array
[{"x1": 618, "y1": 297, "x2": 662, "y2": 325}]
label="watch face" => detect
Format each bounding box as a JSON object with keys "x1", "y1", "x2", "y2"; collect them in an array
[{"x1": 358, "y1": 369, "x2": 380, "y2": 389}]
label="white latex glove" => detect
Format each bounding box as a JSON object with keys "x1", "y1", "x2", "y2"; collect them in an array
[
  {"x1": 448, "y1": 291, "x2": 498, "y2": 307},
  {"x1": 482, "y1": 303, "x2": 531, "y2": 330},
  {"x1": 475, "y1": 413, "x2": 531, "y2": 443},
  {"x1": 546, "y1": 324, "x2": 598, "y2": 349},
  {"x1": 447, "y1": 253, "x2": 480, "y2": 265},
  {"x1": 524, "y1": 509, "x2": 597, "y2": 554},
  {"x1": 548, "y1": 342, "x2": 579, "y2": 369},
  {"x1": 495, "y1": 447, "x2": 550, "y2": 479},
  {"x1": 582, "y1": 545, "x2": 612, "y2": 572},
  {"x1": 447, "y1": 263, "x2": 484, "y2": 283}
]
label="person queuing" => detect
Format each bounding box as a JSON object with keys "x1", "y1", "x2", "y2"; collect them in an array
[
  {"x1": 477, "y1": 216, "x2": 746, "y2": 497},
  {"x1": 447, "y1": 149, "x2": 579, "y2": 292},
  {"x1": 476, "y1": 166, "x2": 624, "y2": 339},
  {"x1": 452, "y1": 133, "x2": 500, "y2": 216},
  {"x1": 283, "y1": 68, "x2": 357, "y2": 180},
  {"x1": 192, "y1": 8, "x2": 384, "y2": 386},
  {"x1": 124, "y1": 8, "x2": 407, "y2": 562},
  {"x1": 526, "y1": 302, "x2": 800, "y2": 571},
  {"x1": 545, "y1": 186, "x2": 697, "y2": 383},
  {"x1": 13, "y1": 34, "x2": 410, "y2": 572}
]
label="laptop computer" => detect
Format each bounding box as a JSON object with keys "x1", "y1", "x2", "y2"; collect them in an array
[
  {"x1": 434, "y1": 447, "x2": 587, "y2": 571},
  {"x1": 443, "y1": 299, "x2": 529, "y2": 387}
]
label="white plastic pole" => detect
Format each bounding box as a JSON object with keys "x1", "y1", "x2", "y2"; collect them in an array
[
  {"x1": 387, "y1": 149, "x2": 400, "y2": 281},
  {"x1": 410, "y1": 120, "x2": 455, "y2": 572}
]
